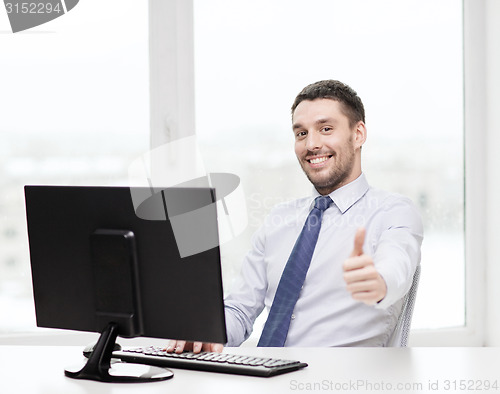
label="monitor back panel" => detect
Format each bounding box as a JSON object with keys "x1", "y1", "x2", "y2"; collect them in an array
[{"x1": 24, "y1": 185, "x2": 227, "y2": 344}]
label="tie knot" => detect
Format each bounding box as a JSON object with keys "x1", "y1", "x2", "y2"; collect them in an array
[{"x1": 314, "y1": 195, "x2": 332, "y2": 211}]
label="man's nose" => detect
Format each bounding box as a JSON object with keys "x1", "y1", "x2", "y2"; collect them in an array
[{"x1": 305, "y1": 132, "x2": 322, "y2": 151}]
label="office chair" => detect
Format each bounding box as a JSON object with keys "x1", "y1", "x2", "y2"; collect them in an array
[{"x1": 387, "y1": 264, "x2": 421, "y2": 347}]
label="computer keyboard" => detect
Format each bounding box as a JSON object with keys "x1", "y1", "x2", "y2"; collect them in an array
[{"x1": 112, "y1": 346, "x2": 308, "y2": 377}]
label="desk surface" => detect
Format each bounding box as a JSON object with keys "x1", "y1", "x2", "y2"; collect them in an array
[{"x1": 1, "y1": 345, "x2": 500, "y2": 394}]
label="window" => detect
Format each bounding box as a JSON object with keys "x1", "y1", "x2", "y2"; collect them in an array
[
  {"x1": 0, "y1": 0, "x2": 149, "y2": 333},
  {"x1": 192, "y1": 0, "x2": 465, "y2": 337},
  {"x1": 1, "y1": 0, "x2": 472, "y2": 344}
]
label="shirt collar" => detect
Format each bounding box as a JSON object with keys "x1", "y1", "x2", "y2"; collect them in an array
[{"x1": 312, "y1": 173, "x2": 370, "y2": 214}]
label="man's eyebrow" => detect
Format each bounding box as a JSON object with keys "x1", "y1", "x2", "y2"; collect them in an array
[
  {"x1": 293, "y1": 117, "x2": 337, "y2": 130},
  {"x1": 315, "y1": 117, "x2": 337, "y2": 125}
]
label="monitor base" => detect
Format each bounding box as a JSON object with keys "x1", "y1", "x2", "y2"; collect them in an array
[{"x1": 65, "y1": 323, "x2": 173, "y2": 383}]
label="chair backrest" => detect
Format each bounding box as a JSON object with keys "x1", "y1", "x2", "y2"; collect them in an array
[{"x1": 387, "y1": 264, "x2": 421, "y2": 347}]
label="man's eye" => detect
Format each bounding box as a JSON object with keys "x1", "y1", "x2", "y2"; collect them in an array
[
  {"x1": 321, "y1": 127, "x2": 333, "y2": 133},
  {"x1": 296, "y1": 131, "x2": 307, "y2": 138}
]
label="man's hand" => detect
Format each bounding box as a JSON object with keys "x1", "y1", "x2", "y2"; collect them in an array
[
  {"x1": 164, "y1": 339, "x2": 224, "y2": 354},
  {"x1": 343, "y1": 227, "x2": 387, "y2": 305}
]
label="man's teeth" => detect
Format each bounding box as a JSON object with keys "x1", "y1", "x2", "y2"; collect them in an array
[{"x1": 310, "y1": 157, "x2": 328, "y2": 164}]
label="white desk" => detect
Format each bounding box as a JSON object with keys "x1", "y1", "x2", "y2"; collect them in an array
[{"x1": 1, "y1": 345, "x2": 500, "y2": 394}]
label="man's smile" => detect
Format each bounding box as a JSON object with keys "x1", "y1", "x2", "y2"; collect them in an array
[{"x1": 306, "y1": 155, "x2": 333, "y2": 167}]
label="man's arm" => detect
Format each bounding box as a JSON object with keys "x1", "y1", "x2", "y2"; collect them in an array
[
  {"x1": 343, "y1": 197, "x2": 423, "y2": 308},
  {"x1": 223, "y1": 224, "x2": 269, "y2": 346}
]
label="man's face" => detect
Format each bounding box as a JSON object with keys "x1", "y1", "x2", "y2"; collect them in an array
[{"x1": 292, "y1": 99, "x2": 364, "y2": 195}]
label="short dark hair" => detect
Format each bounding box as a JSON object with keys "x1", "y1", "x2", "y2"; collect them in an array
[{"x1": 291, "y1": 80, "x2": 365, "y2": 127}]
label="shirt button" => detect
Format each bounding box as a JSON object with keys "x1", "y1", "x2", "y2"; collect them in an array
[{"x1": 291, "y1": 314, "x2": 296, "y2": 320}]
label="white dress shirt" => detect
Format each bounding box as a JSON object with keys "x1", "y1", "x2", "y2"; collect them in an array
[{"x1": 224, "y1": 173, "x2": 423, "y2": 347}]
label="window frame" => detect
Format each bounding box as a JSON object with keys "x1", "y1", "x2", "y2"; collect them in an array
[{"x1": 409, "y1": 0, "x2": 486, "y2": 346}]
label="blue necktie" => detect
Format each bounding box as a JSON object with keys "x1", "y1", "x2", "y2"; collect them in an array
[{"x1": 258, "y1": 195, "x2": 333, "y2": 347}]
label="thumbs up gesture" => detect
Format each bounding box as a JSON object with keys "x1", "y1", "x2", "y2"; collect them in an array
[{"x1": 343, "y1": 227, "x2": 387, "y2": 305}]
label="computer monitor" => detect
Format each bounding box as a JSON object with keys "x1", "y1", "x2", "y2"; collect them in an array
[{"x1": 24, "y1": 185, "x2": 227, "y2": 383}]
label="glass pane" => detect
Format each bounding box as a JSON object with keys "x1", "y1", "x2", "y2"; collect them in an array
[
  {"x1": 0, "y1": 0, "x2": 149, "y2": 333},
  {"x1": 194, "y1": 0, "x2": 464, "y2": 331}
]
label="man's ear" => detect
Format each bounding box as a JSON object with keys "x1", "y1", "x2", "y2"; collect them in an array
[{"x1": 354, "y1": 121, "x2": 367, "y2": 149}]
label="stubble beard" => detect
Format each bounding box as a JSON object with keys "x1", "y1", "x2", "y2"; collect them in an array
[{"x1": 300, "y1": 146, "x2": 356, "y2": 195}]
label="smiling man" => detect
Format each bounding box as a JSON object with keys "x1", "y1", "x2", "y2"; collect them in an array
[{"x1": 167, "y1": 80, "x2": 423, "y2": 352}]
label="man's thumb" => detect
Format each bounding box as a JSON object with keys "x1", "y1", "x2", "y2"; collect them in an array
[{"x1": 351, "y1": 227, "x2": 365, "y2": 257}]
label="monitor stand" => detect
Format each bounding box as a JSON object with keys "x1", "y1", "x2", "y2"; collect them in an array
[{"x1": 64, "y1": 323, "x2": 173, "y2": 383}]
